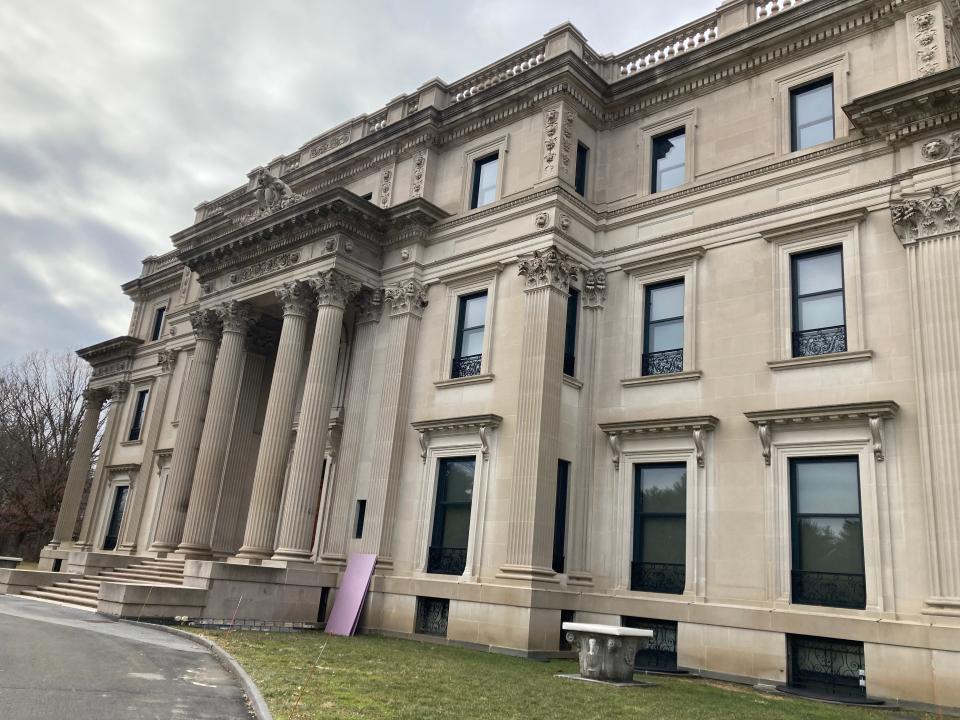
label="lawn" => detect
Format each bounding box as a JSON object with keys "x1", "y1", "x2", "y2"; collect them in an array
[{"x1": 193, "y1": 630, "x2": 938, "y2": 720}]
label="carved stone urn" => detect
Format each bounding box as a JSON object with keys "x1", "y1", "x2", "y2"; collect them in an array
[{"x1": 562, "y1": 622, "x2": 653, "y2": 683}]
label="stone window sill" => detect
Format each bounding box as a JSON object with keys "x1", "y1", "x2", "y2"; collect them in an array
[
  {"x1": 767, "y1": 350, "x2": 873, "y2": 371},
  {"x1": 120, "y1": 439, "x2": 143, "y2": 447},
  {"x1": 621, "y1": 370, "x2": 702, "y2": 387},
  {"x1": 562, "y1": 375, "x2": 583, "y2": 390},
  {"x1": 434, "y1": 373, "x2": 494, "y2": 389}
]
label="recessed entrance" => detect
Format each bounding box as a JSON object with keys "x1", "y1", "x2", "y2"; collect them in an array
[{"x1": 102, "y1": 485, "x2": 129, "y2": 551}]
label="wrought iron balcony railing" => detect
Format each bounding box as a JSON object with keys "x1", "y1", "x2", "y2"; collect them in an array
[
  {"x1": 630, "y1": 561, "x2": 685, "y2": 595},
  {"x1": 451, "y1": 353, "x2": 482, "y2": 379},
  {"x1": 791, "y1": 569, "x2": 866, "y2": 610},
  {"x1": 427, "y1": 546, "x2": 467, "y2": 575},
  {"x1": 642, "y1": 348, "x2": 683, "y2": 376},
  {"x1": 792, "y1": 325, "x2": 847, "y2": 358}
]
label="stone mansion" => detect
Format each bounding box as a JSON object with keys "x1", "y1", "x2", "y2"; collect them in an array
[{"x1": 5, "y1": 0, "x2": 960, "y2": 709}]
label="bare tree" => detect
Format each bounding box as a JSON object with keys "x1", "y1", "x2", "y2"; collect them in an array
[{"x1": 0, "y1": 351, "x2": 93, "y2": 560}]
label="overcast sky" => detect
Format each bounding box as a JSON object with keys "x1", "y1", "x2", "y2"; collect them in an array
[{"x1": 0, "y1": 0, "x2": 716, "y2": 364}]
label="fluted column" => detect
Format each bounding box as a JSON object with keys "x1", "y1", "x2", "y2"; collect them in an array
[
  {"x1": 75, "y1": 381, "x2": 128, "y2": 550},
  {"x1": 272, "y1": 270, "x2": 360, "y2": 561},
  {"x1": 317, "y1": 289, "x2": 382, "y2": 564},
  {"x1": 565, "y1": 269, "x2": 606, "y2": 585},
  {"x1": 235, "y1": 281, "x2": 313, "y2": 560},
  {"x1": 117, "y1": 348, "x2": 180, "y2": 553},
  {"x1": 499, "y1": 247, "x2": 578, "y2": 582},
  {"x1": 177, "y1": 301, "x2": 255, "y2": 556},
  {"x1": 361, "y1": 279, "x2": 428, "y2": 562},
  {"x1": 48, "y1": 388, "x2": 108, "y2": 548},
  {"x1": 148, "y1": 309, "x2": 221, "y2": 553}
]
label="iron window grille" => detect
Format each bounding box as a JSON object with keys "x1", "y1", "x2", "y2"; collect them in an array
[
  {"x1": 791, "y1": 245, "x2": 846, "y2": 358},
  {"x1": 790, "y1": 76, "x2": 834, "y2": 152},
  {"x1": 574, "y1": 143, "x2": 588, "y2": 196},
  {"x1": 651, "y1": 128, "x2": 686, "y2": 193},
  {"x1": 427, "y1": 457, "x2": 475, "y2": 576},
  {"x1": 470, "y1": 153, "x2": 499, "y2": 209},
  {"x1": 622, "y1": 617, "x2": 681, "y2": 673},
  {"x1": 415, "y1": 597, "x2": 449, "y2": 637},
  {"x1": 784, "y1": 635, "x2": 868, "y2": 702},
  {"x1": 563, "y1": 287, "x2": 579, "y2": 377},
  {"x1": 452, "y1": 291, "x2": 487, "y2": 378},
  {"x1": 642, "y1": 279, "x2": 684, "y2": 376},
  {"x1": 552, "y1": 460, "x2": 570, "y2": 573},
  {"x1": 631, "y1": 463, "x2": 686, "y2": 594},
  {"x1": 128, "y1": 389, "x2": 149, "y2": 441}
]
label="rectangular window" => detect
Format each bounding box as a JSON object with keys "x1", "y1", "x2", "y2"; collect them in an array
[
  {"x1": 642, "y1": 279, "x2": 684, "y2": 376},
  {"x1": 150, "y1": 306, "x2": 166, "y2": 341},
  {"x1": 791, "y1": 246, "x2": 846, "y2": 357},
  {"x1": 631, "y1": 463, "x2": 686, "y2": 594},
  {"x1": 563, "y1": 287, "x2": 579, "y2": 376},
  {"x1": 102, "y1": 485, "x2": 129, "y2": 551},
  {"x1": 470, "y1": 153, "x2": 499, "y2": 209},
  {"x1": 790, "y1": 457, "x2": 865, "y2": 609},
  {"x1": 354, "y1": 499, "x2": 366, "y2": 539},
  {"x1": 128, "y1": 389, "x2": 149, "y2": 442},
  {"x1": 552, "y1": 460, "x2": 570, "y2": 573},
  {"x1": 622, "y1": 617, "x2": 679, "y2": 672},
  {"x1": 787, "y1": 635, "x2": 866, "y2": 701},
  {"x1": 651, "y1": 128, "x2": 685, "y2": 193},
  {"x1": 415, "y1": 596, "x2": 449, "y2": 637},
  {"x1": 452, "y1": 290, "x2": 487, "y2": 378},
  {"x1": 574, "y1": 142, "x2": 588, "y2": 196},
  {"x1": 791, "y1": 77, "x2": 834, "y2": 151},
  {"x1": 427, "y1": 457, "x2": 475, "y2": 575}
]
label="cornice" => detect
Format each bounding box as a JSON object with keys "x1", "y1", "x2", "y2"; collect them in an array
[
  {"x1": 761, "y1": 207, "x2": 868, "y2": 242},
  {"x1": 599, "y1": 415, "x2": 719, "y2": 469},
  {"x1": 744, "y1": 401, "x2": 899, "y2": 425},
  {"x1": 76, "y1": 336, "x2": 144, "y2": 365},
  {"x1": 411, "y1": 413, "x2": 503, "y2": 461}
]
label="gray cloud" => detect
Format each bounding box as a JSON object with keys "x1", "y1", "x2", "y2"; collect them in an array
[{"x1": 0, "y1": 0, "x2": 716, "y2": 363}]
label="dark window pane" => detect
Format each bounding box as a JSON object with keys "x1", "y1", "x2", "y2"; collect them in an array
[
  {"x1": 575, "y1": 143, "x2": 588, "y2": 196},
  {"x1": 472, "y1": 155, "x2": 498, "y2": 208},
  {"x1": 652, "y1": 130, "x2": 685, "y2": 192},
  {"x1": 794, "y1": 459, "x2": 860, "y2": 514},
  {"x1": 441, "y1": 505, "x2": 472, "y2": 547},
  {"x1": 795, "y1": 250, "x2": 843, "y2": 295},
  {"x1": 553, "y1": 460, "x2": 570, "y2": 573},
  {"x1": 798, "y1": 517, "x2": 864, "y2": 574},
  {"x1": 151, "y1": 307, "x2": 166, "y2": 341},
  {"x1": 354, "y1": 499, "x2": 366, "y2": 538},
  {"x1": 648, "y1": 282, "x2": 684, "y2": 321},
  {"x1": 641, "y1": 518, "x2": 686, "y2": 564},
  {"x1": 564, "y1": 288, "x2": 578, "y2": 375},
  {"x1": 639, "y1": 465, "x2": 687, "y2": 513},
  {"x1": 797, "y1": 293, "x2": 844, "y2": 331}
]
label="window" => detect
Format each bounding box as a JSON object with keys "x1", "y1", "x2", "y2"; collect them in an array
[
  {"x1": 642, "y1": 280, "x2": 684, "y2": 376},
  {"x1": 150, "y1": 306, "x2": 166, "y2": 341},
  {"x1": 552, "y1": 460, "x2": 570, "y2": 573},
  {"x1": 563, "y1": 287, "x2": 579, "y2": 376},
  {"x1": 574, "y1": 143, "x2": 588, "y2": 196},
  {"x1": 354, "y1": 500, "x2": 366, "y2": 539},
  {"x1": 785, "y1": 635, "x2": 866, "y2": 702},
  {"x1": 470, "y1": 153, "x2": 499, "y2": 209},
  {"x1": 128, "y1": 389, "x2": 149, "y2": 441},
  {"x1": 102, "y1": 484, "x2": 129, "y2": 551},
  {"x1": 790, "y1": 457, "x2": 865, "y2": 609},
  {"x1": 452, "y1": 291, "x2": 487, "y2": 378},
  {"x1": 791, "y1": 77, "x2": 834, "y2": 151},
  {"x1": 415, "y1": 597, "x2": 449, "y2": 636},
  {"x1": 791, "y1": 246, "x2": 846, "y2": 357},
  {"x1": 427, "y1": 457, "x2": 475, "y2": 575},
  {"x1": 651, "y1": 129, "x2": 685, "y2": 193},
  {"x1": 631, "y1": 463, "x2": 686, "y2": 594},
  {"x1": 622, "y1": 617, "x2": 680, "y2": 673}
]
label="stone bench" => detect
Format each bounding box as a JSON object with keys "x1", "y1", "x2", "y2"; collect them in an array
[
  {"x1": 0, "y1": 557, "x2": 22, "y2": 570},
  {"x1": 562, "y1": 622, "x2": 653, "y2": 683}
]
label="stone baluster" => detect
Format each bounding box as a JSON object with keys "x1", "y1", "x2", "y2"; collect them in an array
[
  {"x1": 235, "y1": 281, "x2": 313, "y2": 560},
  {"x1": 499, "y1": 247, "x2": 578, "y2": 582},
  {"x1": 361, "y1": 279, "x2": 428, "y2": 562},
  {"x1": 177, "y1": 301, "x2": 255, "y2": 556},
  {"x1": 317, "y1": 288, "x2": 383, "y2": 564},
  {"x1": 47, "y1": 388, "x2": 108, "y2": 549},
  {"x1": 272, "y1": 270, "x2": 360, "y2": 561},
  {"x1": 148, "y1": 309, "x2": 221, "y2": 553},
  {"x1": 116, "y1": 348, "x2": 180, "y2": 553}
]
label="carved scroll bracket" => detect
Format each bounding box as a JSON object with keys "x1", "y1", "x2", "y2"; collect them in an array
[
  {"x1": 757, "y1": 422, "x2": 772, "y2": 466},
  {"x1": 606, "y1": 431, "x2": 621, "y2": 471},
  {"x1": 411, "y1": 414, "x2": 503, "y2": 465},
  {"x1": 868, "y1": 414, "x2": 885, "y2": 462}
]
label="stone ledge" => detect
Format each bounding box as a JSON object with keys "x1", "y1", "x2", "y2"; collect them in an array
[
  {"x1": 620, "y1": 370, "x2": 702, "y2": 387},
  {"x1": 766, "y1": 349, "x2": 873, "y2": 370},
  {"x1": 434, "y1": 373, "x2": 495, "y2": 389}
]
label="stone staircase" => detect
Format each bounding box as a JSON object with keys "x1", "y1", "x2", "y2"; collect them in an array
[{"x1": 20, "y1": 558, "x2": 186, "y2": 610}]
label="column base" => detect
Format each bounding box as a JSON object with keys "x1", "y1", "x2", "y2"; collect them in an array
[
  {"x1": 564, "y1": 571, "x2": 594, "y2": 587},
  {"x1": 270, "y1": 549, "x2": 313, "y2": 563},
  {"x1": 147, "y1": 542, "x2": 179, "y2": 555},
  {"x1": 174, "y1": 543, "x2": 215, "y2": 560},
  {"x1": 496, "y1": 563, "x2": 560, "y2": 584},
  {"x1": 233, "y1": 546, "x2": 273, "y2": 562},
  {"x1": 924, "y1": 596, "x2": 960, "y2": 617},
  {"x1": 227, "y1": 556, "x2": 265, "y2": 566}
]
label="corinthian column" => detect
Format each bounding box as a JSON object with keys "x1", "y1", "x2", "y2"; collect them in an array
[
  {"x1": 177, "y1": 301, "x2": 255, "y2": 556},
  {"x1": 235, "y1": 281, "x2": 313, "y2": 560},
  {"x1": 361, "y1": 279, "x2": 428, "y2": 562},
  {"x1": 272, "y1": 270, "x2": 360, "y2": 561},
  {"x1": 499, "y1": 247, "x2": 578, "y2": 582},
  {"x1": 48, "y1": 387, "x2": 108, "y2": 548},
  {"x1": 149, "y1": 309, "x2": 221, "y2": 553}
]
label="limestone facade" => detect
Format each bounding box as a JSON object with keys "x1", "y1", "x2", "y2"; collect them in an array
[{"x1": 30, "y1": 0, "x2": 960, "y2": 708}]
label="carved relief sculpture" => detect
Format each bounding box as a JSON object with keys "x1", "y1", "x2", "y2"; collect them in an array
[
  {"x1": 891, "y1": 185, "x2": 960, "y2": 242},
  {"x1": 915, "y1": 12, "x2": 940, "y2": 77},
  {"x1": 379, "y1": 167, "x2": 394, "y2": 208},
  {"x1": 385, "y1": 279, "x2": 428, "y2": 315},
  {"x1": 517, "y1": 247, "x2": 579, "y2": 291},
  {"x1": 582, "y1": 268, "x2": 608, "y2": 308},
  {"x1": 229, "y1": 252, "x2": 301, "y2": 285}
]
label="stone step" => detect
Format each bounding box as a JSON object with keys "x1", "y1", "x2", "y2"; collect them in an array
[
  {"x1": 96, "y1": 572, "x2": 182, "y2": 586},
  {"x1": 72, "y1": 578, "x2": 102, "y2": 588},
  {"x1": 127, "y1": 564, "x2": 183, "y2": 577},
  {"x1": 21, "y1": 589, "x2": 98, "y2": 609},
  {"x1": 140, "y1": 560, "x2": 185, "y2": 570},
  {"x1": 49, "y1": 583, "x2": 99, "y2": 599},
  {"x1": 104, "y1": 566, "x2": 183, "y2": 578}
]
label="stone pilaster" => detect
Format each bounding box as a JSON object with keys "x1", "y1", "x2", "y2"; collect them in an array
[
  {"x1": 565, "y1": 268, "x2": 606, "y2": 585},
  {"x1": 499, "y1": 247, "x2": 578, "y2": 582},
  {"x1": 47, "y1": 388, "x2": 107, "y2": 548},
  {"x1": 236, "y1": 281, "x2": 313, "y2": 560},
  {"x1": 361, "y1": 279, "x2": 428, "y2": 562},
  {"x1": 148, "y1": 309, "x2": 221, "y2": 553},
  {"x1": 178, "y1": 301, "x2": 255, "y2": 556},
  {"x1": 317, "y1": 288, "x2": 382, "y2": 564},
  {"x1": 116, "y1": 348, "x2": 180, "y2": 553},
  {"x1": 272, "y1": 270, "x2": 360, "y2": 561}
]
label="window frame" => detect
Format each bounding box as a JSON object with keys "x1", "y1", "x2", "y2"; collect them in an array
[
  {"x1": 790, "y1": 245, "x2": 847, "y2": 358},
  {"x1": 639, "y1": 109, "x2": 697, "y2": 196},
  {"x1": 642, "y1": 278, "x2": 685, "y2": 377},
  {"x1": 789, "y1": 76, "x2": 835, "y2": 153},
  {"x1": 461, "y1": 135, "x2": 509, "y2": 213},
  {"x1": 427, "y1": 456, "x2": 476, "y2": 575},
  {"x1": 470, "y1": 153, "x2": 500, "y2": 210},
  {"x1": 149, "y1": 305, "x2": 167, "y2": 342},
  {"x1": 650, "y1": 128, "x2": 687, "y2": 194},
  {"x1": 435, "y1": 263, "x2": 502, "y2": 386},
  {"x1": 574, "y1": 142, "x2": 589, "y2": 197},
  {"x1": 631, "y1": 462, "x2": 687, "y2": 594},
  {"x1": 772, "y1": 55, "x2": 848, "y2": 157},
  {"x1": 563, "y1": 287, "x2": 579, "y2": 377},
  {"x1": 127, "y1": 388, "x2": 150, "y2": 442},
  {"x1": 452, "y1": 290, "x2": 488, "y2": 379}
]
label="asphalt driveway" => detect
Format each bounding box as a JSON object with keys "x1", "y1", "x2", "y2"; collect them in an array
[{"x1": 0, "y1": 594, "x2": 252, "y2": 719}]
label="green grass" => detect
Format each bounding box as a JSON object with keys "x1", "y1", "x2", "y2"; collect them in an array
[{"x1": 192, "y1": 630, "x2": 939, "y2": 720}]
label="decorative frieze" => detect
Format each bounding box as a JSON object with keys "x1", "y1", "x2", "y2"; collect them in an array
[
  {"x1": 891, "y1": 186, "x2": 960, "y2": 243},
  {"x1": 582, "y1": 268, "x2": 607, "y2": 308},
  {"x1": 385, "y1": 279, "x2": 428, "y2": 316},
  {"x1": 91, "y1": 359, "x2": 131, "y2": 379},
  {"x1": 229, "y1": 252, "x2": 301, "y2": 285},
  {"x1": 410, "y1": 150, "x2": 427, "y2": 198},
  {"x1": 308, "y1": 269, "x2": 361, "y2": 309},
  {"x1": 189, "y1": 308, "x2": 222, "y2": 342},
  {"x1": 309, "y1": 130, "x2": 350, "y2": 158},
  {"x1": 518, "y1": 247, "x2": 579, "y2": 292},
  {"x1": 542, "y1": 108, "x2": 560, "y2": 175},
  {"x1": 915, "y1": 12, "x2": 940, "y2": 77},
  {"x1": 379, "y1": 166, "x2": 394, "y2": 208}
]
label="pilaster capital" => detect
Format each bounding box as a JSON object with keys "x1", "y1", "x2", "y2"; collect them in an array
[
  {"x1": 189, "y1": 308, "x2": 222, "y2": 342},
  {"x1": 82, "y1": 386, "x2": 109, "y2": 409},
  {"x1": 518, "y1": 247, "x2": 579, "y2": 292},
  {"x1": 308, "y1": 269, "x2": 361, "y2": 309},
  {"x1": 355, "y1": 287, "x2": 385, "y2": 324},
  {"x1": 157, "y1": 348, "x2": 180, "y2": 374},
  {"x1": 217, "y1": 300, "x2": 257, "y2": 334},
  {"x1": 891, "y1": 185, "x2": 960, "y2": 245},
  {"x1": 106, "y1": 380, "x2": 129, "y2": 403},
  {"x1": 384, "y1": 279, "x2": 428, "y2": 317},
  {"x1": 581, "y1": 268, "x2": 607, "y2": 309},
  {"x1": 275, "y1": 280, "x2": 313, "y2": 318}
]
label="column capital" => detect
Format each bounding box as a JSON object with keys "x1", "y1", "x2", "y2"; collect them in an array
[
  {"x1": 189, "y1": 308, "x2": 222, "y2": 342},
  {"x1": 891, "y1": 185, "x2": 960, "y2": 246},
  {"x1": 106, "y1": 380, "x2": 129, "y2": 402},
  {"x1": 157, "y1": 347, "x2": 180, "y2": 374},
  {"x1": 217, "y1": 300, "x2": 256, "y2": 334},
  {"x1": 385, "y1": 279, "x2": 428, "y2": 317},
  {"x1": 355, "y1": 287, "x2": 385, "y2": 324},
  {"x1": 581, "y1": 268, "x2": 607, "y2": 309},
  {"x1": 275, "y1": 280, "x2": 313, "y2": 317},
  {"x1": 81, "y1": 386, "x2": 109, "y2": 408},
  {"x1": 518, "y1": 246, "x2": 579, "y2": 292},
  {"x1": 309, "y1": 269, "x2": 361, "y2": 308}
]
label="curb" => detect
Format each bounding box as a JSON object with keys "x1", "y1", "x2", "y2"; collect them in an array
[{"x1": 119, "y1": 619, "x2": 272, "y2": 720}]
